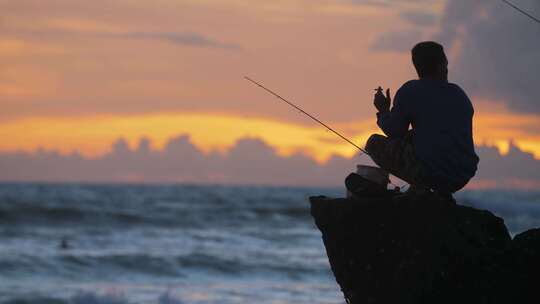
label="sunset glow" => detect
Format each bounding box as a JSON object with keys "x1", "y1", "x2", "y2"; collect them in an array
[
  {"x1": 2, "y1": 110, "x2": 539, "y2": 163},
  {"x1": 0, "y1": 113, "x2": 375, "y2": 162},
  {"x1": 1, "y1": 0, "x2": 539, "y2": 187},
  {"x1": 3, "y1": 1, "x2": 540, "y2": 303}
]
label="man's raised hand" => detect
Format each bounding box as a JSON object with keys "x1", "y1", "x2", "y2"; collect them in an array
[{"x1": 373, "y1": 87, "x2": 391, "y2": 113}]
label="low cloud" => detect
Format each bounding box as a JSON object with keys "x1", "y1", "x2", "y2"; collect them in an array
[
  {"x1": 369, "y1": 29, "x2": 425, "y2": 52},
  {"x1": 472, "y1": 141, "x2": 540, "y2": 189},
  {"x1": 116, "y1": 31, "x2": 240, "y2": 49},
  {"x1": 0, "y1": 135, "x2": 365, "y2": 186},
  {"x1": 8, "y1": 28, "x2": 241, "y2": 50},
  {"x1": 399, "y1": 11, "x2": 438, "y2": 26},
  {"x1": 0, "y1": 134, "x2": 538, "y2": 189}
]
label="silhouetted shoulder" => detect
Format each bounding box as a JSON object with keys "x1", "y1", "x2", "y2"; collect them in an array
[
  {"x1": 449, "y1": 83, "x2": 472, "y2": 100},
  {"x1": 395, "y1": 80, "x2": 420, "y2": 99},
  {"x1": 448, "y1": 82, "x2": 468, "y2": 97},
  {"x1": 449, "y1": 82, "x2": 474, "y2": 112},
  {"x1": 399, "y1": 80, "x2": 421, "y2": 91}
]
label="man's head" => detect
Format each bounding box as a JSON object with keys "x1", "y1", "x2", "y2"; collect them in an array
[{"x1": 411, "y1": 41, "x2": 448, "y2": 81}]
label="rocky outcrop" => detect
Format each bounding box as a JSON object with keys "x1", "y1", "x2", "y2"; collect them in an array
[{"x1": 309, "y1": 193, "x2": 539, "y2": 304}]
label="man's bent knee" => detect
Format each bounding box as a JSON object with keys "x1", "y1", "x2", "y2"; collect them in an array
[{"x1": 365, "y1": 134, "x2": 388, "y2": 155}]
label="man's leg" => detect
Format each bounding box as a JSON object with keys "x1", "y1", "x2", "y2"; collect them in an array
[{"x1": 365, "y1": 133, "x2": 425, "y2": 187}]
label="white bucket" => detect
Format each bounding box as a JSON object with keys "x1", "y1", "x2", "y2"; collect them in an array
[{"x1": 356, "y1": 165, "x2": 390, "y2": 188}]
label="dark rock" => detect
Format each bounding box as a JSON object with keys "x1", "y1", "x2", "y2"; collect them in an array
[
  {"x1": 309, "y1": 192, "x2": 539, "y2": 304},
  {"x1": 509, "y1": 228, "x2": 540, "y2": 303}
]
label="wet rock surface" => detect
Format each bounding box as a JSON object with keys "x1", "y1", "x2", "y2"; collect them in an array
[{"x1": 309, "y1": 193, "x2": 539, "y2": 304}]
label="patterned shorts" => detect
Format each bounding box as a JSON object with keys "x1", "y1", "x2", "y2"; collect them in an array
[{"x1": 365, "y1": 133, "x2": 426, "y2": 186}]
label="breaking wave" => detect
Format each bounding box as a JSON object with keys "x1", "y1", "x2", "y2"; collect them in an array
[{"x1": 0, "y1": 183, "x2": 538, "y2": 303}]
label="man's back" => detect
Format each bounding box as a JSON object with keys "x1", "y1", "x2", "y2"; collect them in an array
[
  {"x1": 369, "y1": 41, "x2": 479, "y2": 193},
  {"x1": 384, "y1": 79, "x2": 479, "y2": 192},
  {"x1": 406, "y1": 79, "x2": 478, "y2": 189}
]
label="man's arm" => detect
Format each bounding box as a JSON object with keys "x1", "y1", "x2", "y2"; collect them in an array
[{"x1": 374, "y1": 88, "x2": 411, "y2": 138}]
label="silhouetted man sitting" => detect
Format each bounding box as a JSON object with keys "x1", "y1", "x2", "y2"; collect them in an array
[{"x1": 365, "y1": 41, "x2": 479, "y2": 195}]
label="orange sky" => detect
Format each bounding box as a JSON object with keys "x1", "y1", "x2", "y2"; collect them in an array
[
  {"x1": 1, "y1": 0, "x2": 539, "y2": 165},
  {"x1": 2, "y1": 108, "x2": 539, "y2": 163}
]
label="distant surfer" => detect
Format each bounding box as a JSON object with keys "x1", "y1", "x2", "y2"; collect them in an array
[
  {"x1": 59, "y1": 237, "x2": 70, "y2": 250},
  {"x1": 365, "y1": 41, "x2": 479, "y2": 195}
]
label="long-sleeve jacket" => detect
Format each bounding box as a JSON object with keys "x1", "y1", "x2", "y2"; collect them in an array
[{"x1": 377, "y1": 79, "x2": 479, "y2": 193}]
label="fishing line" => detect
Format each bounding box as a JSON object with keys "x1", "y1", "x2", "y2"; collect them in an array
[
  {"x1": 244, "y1": 76, "x2": 369, "y2": 155},
  {"x1": 501, "y1": 0, "x2": 540, "y2": 24},
  {"x1": 244, "y1": 76, "x2": 405, "y2": 190}
]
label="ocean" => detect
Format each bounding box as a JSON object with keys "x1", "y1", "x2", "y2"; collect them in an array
[{"x1": 0, "y1": 183, "x2": 539, "y2": 304}]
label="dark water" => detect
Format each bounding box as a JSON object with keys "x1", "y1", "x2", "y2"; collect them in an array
[{"x1": 0, "y1": 183, "x2": 539, "y2": 304}]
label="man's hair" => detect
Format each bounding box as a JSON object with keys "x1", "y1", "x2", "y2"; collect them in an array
[{"x1": 411, "y1": 41, "x2": 447, "y2": 78}]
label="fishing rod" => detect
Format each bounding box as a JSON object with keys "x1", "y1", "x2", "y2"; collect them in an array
[
  {"x1": 244, "y1": 76, "x2": 369, "y2": 155},
  {"x1": 501, "y1": 0, "x2": 540, "y2": 24},
  {"x1": 245, "y1": 76, "x2": 406, "y2": 190}
]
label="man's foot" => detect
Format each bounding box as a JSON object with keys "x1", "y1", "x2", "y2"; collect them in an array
[
  {"x1": 405, "y1": 184, "x2": 429, "y2": 195},
  {"x1": 433, "y1": 191, "x2": 455, "y2": 203},
  {"x1": 405, "y1": 185, "x2": 455, "y2": 203}
]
